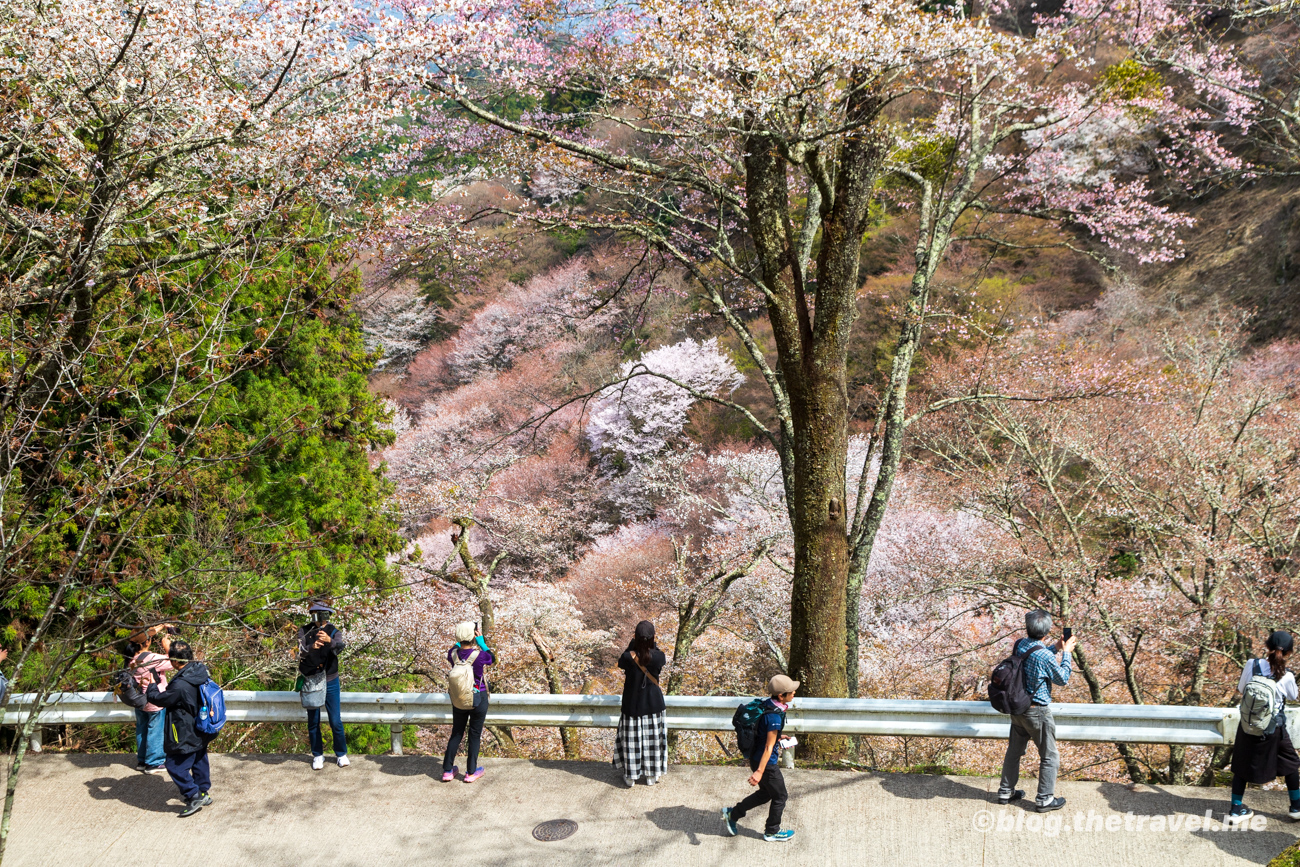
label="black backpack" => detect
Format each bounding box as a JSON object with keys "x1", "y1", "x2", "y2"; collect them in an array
[
  {"x1": 988, "y1": 642, "x2": 1046, "y2": 715},
  {"x1": 111, "y1": 667, "x2": 148, "y2": 709},
  {"x1": 732, "y1": 698, "x2": 784, "y2": 758}
]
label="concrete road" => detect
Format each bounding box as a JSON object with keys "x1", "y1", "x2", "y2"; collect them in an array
[{"x1": 19, "y1": 754, "x2": 1297, "y2": 866}]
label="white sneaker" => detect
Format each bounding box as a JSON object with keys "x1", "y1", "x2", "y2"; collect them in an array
[
  {"x1": 646, "y1": 777, "x2": 659, "y2": 786},
  {"x1": 337, "y1": 755, "x2": 350, "y2": 768},
  {"x1": 311, "y1": 755, "x2": 324, "y2": 770},
  {"x1": 623, "y1": 776, "x2": 635, "y2": 788}
]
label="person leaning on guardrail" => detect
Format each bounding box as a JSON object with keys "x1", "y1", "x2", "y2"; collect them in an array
[
  {"x1": 126, "y1": 625, "x2": 174, "y2": 775},
  {"x1": 995, "y1": 609, "x2": 1077, "y2": 814},
  {"x1": 1226, "y1": 630, "x2": 1300, "y2": 827},
  {"x1": 297, "y1": 599, "x2": 349, "y2": 771},
  {"x1": 614, "y1": 620, "x2": 668, "y2": 788},
  {"x1": 442, "y1": 621, "x2": 495, "y2": 784},
  {"x1": 144, "y1": 639, "x2": 216, "y2": 818}
]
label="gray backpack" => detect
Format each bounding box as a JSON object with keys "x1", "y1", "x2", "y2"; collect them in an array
[
  {"x1": 300, "y1": 669, "x2": 327, "y2": 709},
  {"x1": 1240, "y1": 659, "x2": 1285, "y2": 737}
]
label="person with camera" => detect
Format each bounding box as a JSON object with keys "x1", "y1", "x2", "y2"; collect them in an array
[
  {"x1": 126, "y1": 624, "x2": 175, "y2": 774},
  {"x1": 144, "y1": 639, "x2": 216, "y2": 817},
  {"x1": 614, "y1": 620, "x2": 667, "y2": 787},
  {"x1": 441, "y1": 621, "x2": 495, "y2": 783},
  {"x1": 995, "y1": 609, "x2": 1077, "y2": 814},
  {"x1": 297, "y1": 599, "x2": 349, "y2": 770}
]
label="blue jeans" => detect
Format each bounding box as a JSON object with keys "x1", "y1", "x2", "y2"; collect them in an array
[
  {"x1": 134, "y1": 708, "x2": 166, "y2": 767},
  {"x1": 165, "y1": 748, "x2": 210, "y2": 801},
  {"x1": 307, "y1": 677, "x2": 346, "y2": 757}
]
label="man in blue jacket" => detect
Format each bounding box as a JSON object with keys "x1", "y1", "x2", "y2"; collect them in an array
[
  {"x1": 996, "y1": 609, "x2": 1077, "y2": 814},
  {"x1": 145, "y1": 640, "x2": 215, "y2": 817}
]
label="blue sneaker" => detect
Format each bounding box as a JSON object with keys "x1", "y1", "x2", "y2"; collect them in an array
[
  {"x1": 721, "y1": 807, "x2": 738, "y2": 837},
  {"x1": 764, "y1": 829, "x2": 795, "y2": 842},
  {"x1": 1226, "y1": 804, "x2": 1254, "y2": 826}
]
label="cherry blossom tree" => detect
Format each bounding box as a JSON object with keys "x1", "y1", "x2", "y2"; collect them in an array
[
  {"x1": 588, "y1": 445, "x2": 790, "y2": 694},
  {"x1": 351, "y1": 573, "x2": 610, "y2": 757},
  {"x1": 0, "y1": 1, "x2": 481, "y2": 855},
  {"x1": 391, "y1": 0, "x2": 1251, "y2": 744},
  {"x1": 918, "y1": 305, "x2": 1300, "y2": 784},
  {"x1": 587, "y1": 338, "x2": 745, "y2": 469}
]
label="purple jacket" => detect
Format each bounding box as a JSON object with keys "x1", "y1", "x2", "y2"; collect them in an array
[{"x1": 448, "y1": 644, "x2": 495, "y2": 692}]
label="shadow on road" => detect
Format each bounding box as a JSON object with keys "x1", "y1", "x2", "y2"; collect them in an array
[
  {"x1": 222, "y1": 753, "x2": 300, "y2": 767},
  {"x1": 877, "y1": 773, "x2": 992, "y2": 803},
  {"x1": 61, "y1": 753, "x2": 130, "y2": 770},
  {"x1": 644, "y1": 804, "x2": 761, "y2": 844},
  {"x1": 528, "y1": 759, "x2": 625, "y2": 786},
  {"x1": 84, "y1": 775, "x2": 176, "y2": 813},
  {"x1": 1097, "y1": 781, "x2": 1296, "y2": 863},
  {"x1": 1095, "y1": 781, "x2": 1224, "y2": 819},
  {"x1": 371, "y1": 754, "x2": 442, "y2": 779},
  {"x1": 1192, "y1": 829, "x2": 1295, "y2": 864}
]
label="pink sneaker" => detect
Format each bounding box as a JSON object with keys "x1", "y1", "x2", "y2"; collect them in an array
[
  {"x1": 441, "y1": 766, "x2": 458, "y2": 782},
  {"x1": 463, "y1": 767, "x2": 485, "y2": 783}
]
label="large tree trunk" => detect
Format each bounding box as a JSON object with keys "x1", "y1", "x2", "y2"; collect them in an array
[
  {"x1": 743, "y1": 94, "x2": 884, "y2": 749},
  {"x1": 786, "y1": 396, "x2": 850, "y2": 706}
]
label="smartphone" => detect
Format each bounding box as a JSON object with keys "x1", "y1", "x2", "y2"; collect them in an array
[{"x1": 1062, "y1": 627, "x2": 1072, "y2": 641}]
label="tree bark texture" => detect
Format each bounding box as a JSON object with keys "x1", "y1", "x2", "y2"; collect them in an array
[{"x1": 743, "y1": 96, "x2": 886, "y2": 724}]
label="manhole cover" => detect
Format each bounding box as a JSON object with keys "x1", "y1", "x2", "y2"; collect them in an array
[{"x1": 532, "y1": 819, "x2": 578, "y2": 842}]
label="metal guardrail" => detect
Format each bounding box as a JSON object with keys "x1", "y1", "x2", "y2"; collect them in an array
[{"x1": 2, "y1": 691, "x2": 1241, "y2": 757}]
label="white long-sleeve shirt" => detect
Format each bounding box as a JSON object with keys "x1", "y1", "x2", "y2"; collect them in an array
[{"x1": 1238, "y1": 658, "x2": 1299, "y2": 701}]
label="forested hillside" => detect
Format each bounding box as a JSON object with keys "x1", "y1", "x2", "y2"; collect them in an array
[
  {"x1": 1, "y1": 0, "x2": 1297, "y2": 812},
  {"x1": 354, "y1": 2, "x2": 1300, "y2": 782}
]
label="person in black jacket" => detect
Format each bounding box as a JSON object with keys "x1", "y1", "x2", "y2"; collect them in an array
[
  {"x1": 144, "y1": 640, "x2": 214, "y2": 818},
  {"x1": 297, "y1": 599, "x2": 349, "y2": 770},
  {"x1": 613, "y1": 620, "x2": 667, "y2": 787}
]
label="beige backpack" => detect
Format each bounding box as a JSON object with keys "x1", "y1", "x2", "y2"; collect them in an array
[{"x1": 448, "y1": 649, "x2": 481, "y2": 710}]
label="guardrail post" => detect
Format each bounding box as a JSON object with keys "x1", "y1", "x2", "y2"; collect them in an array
[
  {"x1": 1220, "y1": 708, "x2": 1240, "y2": 745},
  {"x1": 29, "y1": 726, "x2": 41, "y2": 753},
  {"x1": 780, "y1": 746, "x2": 794, "y2": 769},
  {"x1": 390, "y1": 724, "x2": 404, "y2": 756}
]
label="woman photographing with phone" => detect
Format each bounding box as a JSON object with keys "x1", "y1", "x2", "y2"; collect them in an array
[
  {"x1": 297, "y1": 599, "x2": 349, "y2": 771},
  {"x1": 442, "y1": 621, "x2": 495, "y2": 783},
  {"x1": 613, "y1": 620, "x2": 667, "y2": 787}
]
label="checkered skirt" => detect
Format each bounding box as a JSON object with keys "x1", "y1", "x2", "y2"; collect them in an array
[{"x1": 613, "y1": 711, "x2": 668, "y2": 780}]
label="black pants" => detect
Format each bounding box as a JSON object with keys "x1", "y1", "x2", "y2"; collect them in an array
[
  {"x1": 165, "y1": 747, "x2": 210, "y2": 802},
  {"x1": 732, "y1": 764, "x2": 787, "y2": 835},
  {"x1": 1232, "y1": 771, "x2": 1300, "y2": 799},
  {"x1": 443, "y1": 690, "x2": 488, "y2": 773}
]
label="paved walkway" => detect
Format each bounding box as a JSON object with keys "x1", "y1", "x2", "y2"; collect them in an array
[{"x1": 14, "y1": 754, "x2": 1298, "y2": 866}]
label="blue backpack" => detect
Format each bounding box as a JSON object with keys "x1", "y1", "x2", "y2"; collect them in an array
[{"x1": 195, "y1": 678, "x2": 226, "y2": 736}]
